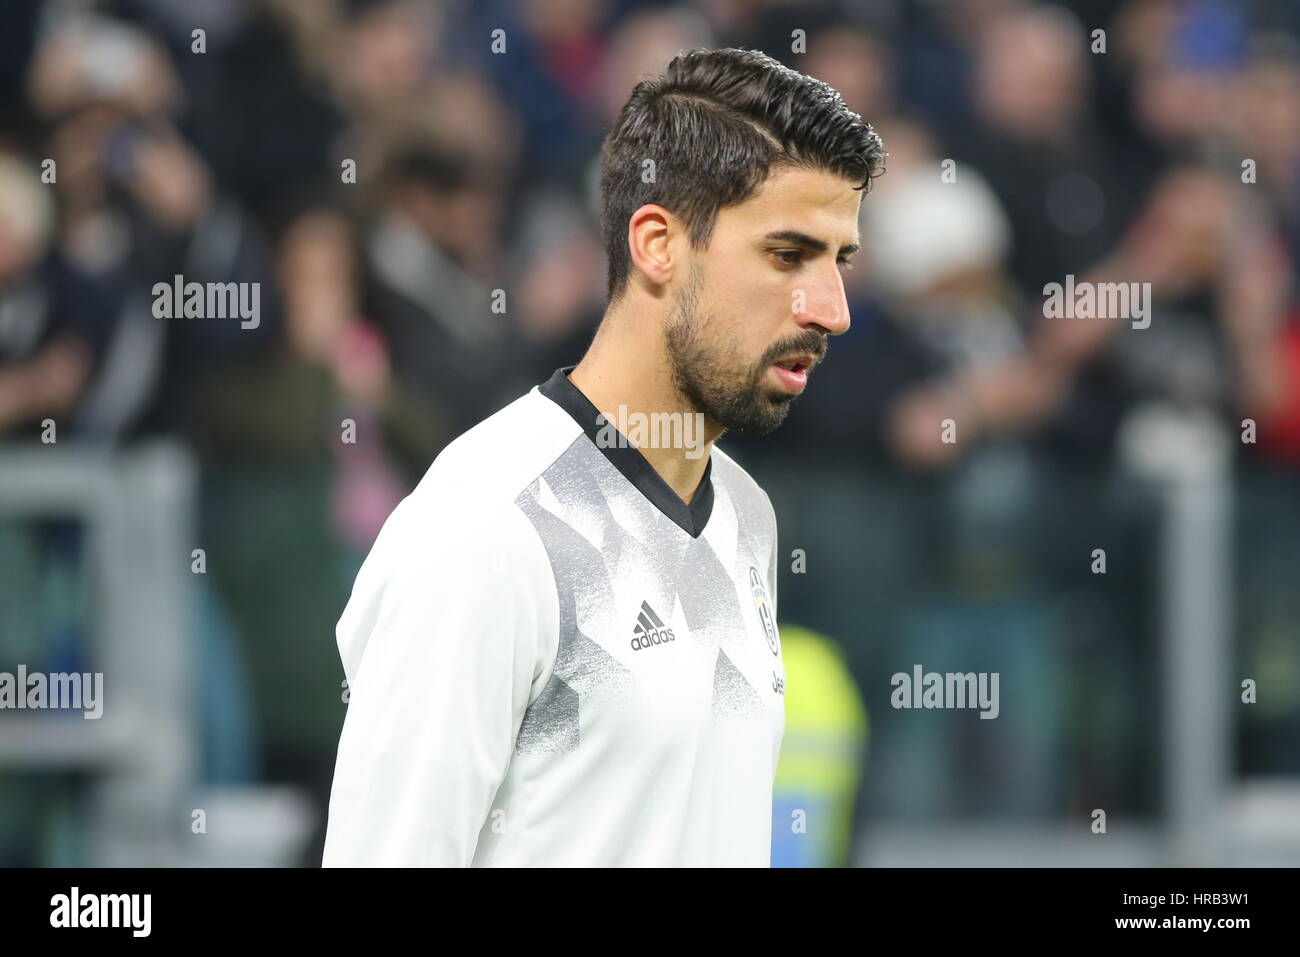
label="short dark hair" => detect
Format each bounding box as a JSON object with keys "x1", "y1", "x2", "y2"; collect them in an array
[{"x1": 598, "y1": 47, "x2": 886, "y2": 302}]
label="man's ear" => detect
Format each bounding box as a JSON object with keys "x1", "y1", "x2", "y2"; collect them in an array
[{"x1": 627, "y1": 204, "x2": 674, "y2": 287}]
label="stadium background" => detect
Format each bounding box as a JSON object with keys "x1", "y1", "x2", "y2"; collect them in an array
[{"x1": 1, "y1": 0, "x2": 1298, "y2": 866}]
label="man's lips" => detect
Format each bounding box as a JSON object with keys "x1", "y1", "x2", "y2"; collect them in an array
[
  {"x1": 769, "y1": 354, "x2": 817, "y2": 393},
  {"x1": 772, "y1": 353, "x2": 816, "y2": 373}
]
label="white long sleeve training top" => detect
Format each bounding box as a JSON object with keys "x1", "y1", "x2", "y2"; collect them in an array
[{"x1": 322, "y1": 367, "x2": 786, "y2": 867}]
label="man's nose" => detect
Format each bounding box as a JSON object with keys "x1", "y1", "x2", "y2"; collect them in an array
[{"x1": 794, "y1": 269, "x2": 851, "y2": 336}]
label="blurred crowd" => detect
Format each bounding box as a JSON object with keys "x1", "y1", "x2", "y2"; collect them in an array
[{"x1": 2, "y1": 0, "x2": 1300, "y2": 863}]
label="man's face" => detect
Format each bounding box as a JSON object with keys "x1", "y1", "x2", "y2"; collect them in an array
[{"x1": 665, "y1": 165, "x2": 860, "y2": 434}]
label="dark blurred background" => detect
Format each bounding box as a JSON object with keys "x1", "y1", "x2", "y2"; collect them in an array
[{"x1": 1, "y1": 0, "x2": 1298, "y2": 866}]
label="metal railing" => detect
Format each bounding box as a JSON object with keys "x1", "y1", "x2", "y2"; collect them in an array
[{"x1": 0, "y1": 441, "x2": 198, "y2": 865}]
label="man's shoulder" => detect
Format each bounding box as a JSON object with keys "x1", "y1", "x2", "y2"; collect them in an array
[
  {"x1": 364, "y1": 388, "x2": 581, "y2": 568},
  {"x1": 345, "y1": 387, "x2": 574, "y2": 611},
  {"x1": 410, "y1": 386, "x2": 582, "y2": 515}
]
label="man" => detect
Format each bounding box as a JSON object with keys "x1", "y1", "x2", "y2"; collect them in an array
[{"x1": 322, "y1": 47, "x2": 884, "y2": 866}]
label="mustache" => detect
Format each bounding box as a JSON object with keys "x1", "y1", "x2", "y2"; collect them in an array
[{"x1": 758, "y1": 332, "x2": 828, "y2": 370}]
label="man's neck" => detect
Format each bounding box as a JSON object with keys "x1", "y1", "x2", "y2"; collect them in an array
[{"x1": 568, "y1": 312, "x2": 723, "y2": 505}]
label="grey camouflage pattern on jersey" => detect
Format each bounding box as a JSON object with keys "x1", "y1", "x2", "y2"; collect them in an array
[{"x1": 513, "y1": 435, "x2": 768, "y2": 755}]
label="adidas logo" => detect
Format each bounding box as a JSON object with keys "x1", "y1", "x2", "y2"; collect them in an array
[{"x1": 630, "y1": 601, "x2": 675, "y2": 651}]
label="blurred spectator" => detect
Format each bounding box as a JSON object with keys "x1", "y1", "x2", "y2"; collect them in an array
[
  {"x1": 0, "y1": 150, "x2": 90, "y2": 435},
  {"x1": 195, "y1": 202, "x2": 450, "y2": 511},
  {"x1": 956, "y1": 4, "x2": 1135, "y2": 299},
  {"x1": 869, "y1": 120, "x2": 1024, "y2": 471},
  {"x1": 365, "y1": 144, "x2": 515, "y2": 427},
  {"x1": 24, "y1": 8, "x2": 280, "y2": 443}
]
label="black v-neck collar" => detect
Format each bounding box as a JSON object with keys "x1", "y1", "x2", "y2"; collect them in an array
[{"x1": 538, "y1": 366, "x2": 715, "y2": 538}]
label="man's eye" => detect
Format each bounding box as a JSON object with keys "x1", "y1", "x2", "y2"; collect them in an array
[
  {"x1": 837, "y1": 258, "x2": 855, "y2": 271},
  {"x1": 774, "y1": 250, "x2": 803, "y2": 267}
]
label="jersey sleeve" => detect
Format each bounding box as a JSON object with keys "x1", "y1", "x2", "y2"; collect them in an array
[{"x1": 322, "y1": 499, "x2": 557, "y2": 866}]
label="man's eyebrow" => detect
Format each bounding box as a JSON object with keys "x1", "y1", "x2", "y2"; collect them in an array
[{"x1": 763, "y1": 230, "x2": 860, "y2": 257}]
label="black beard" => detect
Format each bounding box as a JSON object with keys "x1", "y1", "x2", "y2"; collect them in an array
[{"x1": 664, "y1": 267, "x2": 826, "y2": 435}]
